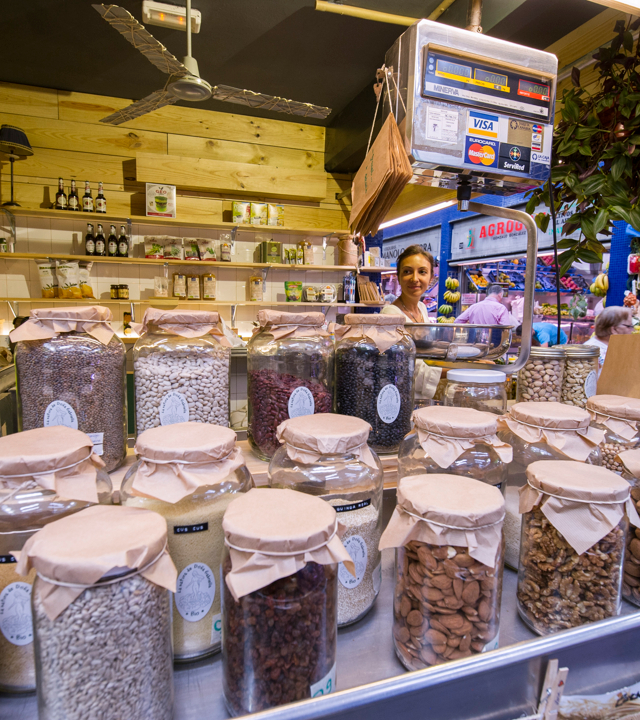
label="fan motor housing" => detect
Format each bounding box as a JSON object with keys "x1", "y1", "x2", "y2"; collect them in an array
[{"x1": 168, "y1": 74, "x2": 212, "y2": 102}]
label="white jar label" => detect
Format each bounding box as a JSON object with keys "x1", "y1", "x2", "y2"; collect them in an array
[
  {"x1": 174, "y1": 562, "x2": 215, "y2": 623},
  {"x1": 159, "y1": 391, "x2": 190, "y2": 426},
  {"x1": 338, "y1": 535, "x2": 368, "y2": 589},
  {"x1": 210, "y1": 612, "x2": 222, "y2": 644},
  {"x1": 0, "y1": 582, "x2": 33, "y2": 646},
  {"x1": 584, "y1": 370, "x2": 597, "y2": 398},
  {"x1": 87, "y1": 432, "x2": 104, "y2": 456},
  {"x1": 287, "y1": 386, "x2": 315, "y2": 418},
  {"x1": 377, "y1": 384, "x2": 401, "y2": 424},
  {"x1": 310, "y1": 662, "x2": 336, "y2": 698},
  {"x1": 43, "y1": 400, "x2": 78, "y2": 429}
]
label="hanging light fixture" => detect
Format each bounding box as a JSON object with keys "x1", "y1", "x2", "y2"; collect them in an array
[{"x1": 0, "y1": 125, "x2": 33, "y2": 207}]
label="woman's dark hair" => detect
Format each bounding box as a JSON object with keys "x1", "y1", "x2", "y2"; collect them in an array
[{"x1": 396, "y1": 245, "x2": 434, "y2": 278}]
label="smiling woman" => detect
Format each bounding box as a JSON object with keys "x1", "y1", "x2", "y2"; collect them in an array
[{"x1": 381, "y1": 245, "x2": 435, "y2": 324}]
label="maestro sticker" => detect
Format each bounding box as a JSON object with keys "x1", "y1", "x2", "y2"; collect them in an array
[{"x1": 465, "y1": 137, "x2": 498, "y2": 167}]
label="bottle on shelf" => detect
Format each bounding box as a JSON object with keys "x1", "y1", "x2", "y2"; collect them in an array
[
  {"x1": 68, "y1": 179, "x2": 80, "y2": 211},
  {"x1": 55, "y1": 177, "x2": 67, "y2": 211},
  {"x1": 82, "y1": 181, "x2": 94, "y2": 213},
  {"x1": 85, "y1": 223, "x2": 95, "y2": 256},
  {"x1": 118, "y1": 225, "x2": 129, "y2": 257},
  {"x1": 95, "y1": 224, "x2": 106, "y2": 256},
  {"x1": 96, "y1": 181, "x2": 107, "y2": 214},
  {"x1": 107, "y1": 225, "x2": 118, "y2": 257}
]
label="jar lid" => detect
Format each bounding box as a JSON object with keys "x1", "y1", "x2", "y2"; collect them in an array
[
  {"x1": 558, "y1": 344, "x2": 600, "y2": 358},
  {"x1": 446, "y1": 369, "x2": 506, "y2": 384},
  {"x1": 344, "y1": 314, "x2": 405, "y2": 326},
  {"x1": 587, "y1": 394, "x2": 640, "y2": 421},
  {"x1": 618, "y1": 448, "x2": 640, "y2": 477},
  {"x1": 136, "y1": 422, "x2": 237, "y2": 463},
  {"x1": 527, "y1": 346, "x2": 566, "y2": 359},
  {"x1": 526, "y1": 460, "x2": 630, "y2": 503},
  {"x1": 277, "y1": 413, "x2": 371, "y2": 454},
  {"x1": 133, "y1": 307, "x2": 229, "y2": 342},
  {"x1": 510, "y1": 401, "x2": 591, "y2": 429},
  {"x1": 412, "y1": 405, "x2": 497, "y2": 438},
  {"x1": 258, "y1": 309, "x2": 325, "y2": 327},
  {"x1": 9, "y1": 305, "x2": 115, "y2": 345}
]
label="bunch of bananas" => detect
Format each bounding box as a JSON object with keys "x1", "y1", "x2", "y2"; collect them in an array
[
  {"x1": 445, "y1": 277, "x2": 460, "y2": 290},
  {"x1": 438, "y1": 303, "x2": 453, "y2": 315},
  {"x1": 443, "y1": 289, "x2": 461, "y2": 303},
  {"x1": 589, "y1": 274, "x2": 608, "y2": 297},
  {"x1": 437, "y1": 316, "x2": 455, "y2": 323}
]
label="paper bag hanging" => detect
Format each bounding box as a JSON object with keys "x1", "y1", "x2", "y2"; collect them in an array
[{"x1": 597, "y1": 335, "x2": 640, "y2": 399}]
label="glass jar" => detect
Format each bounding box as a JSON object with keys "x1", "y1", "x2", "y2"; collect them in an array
[
  {"x1": 133, "y1": 309, "x2": 231, "y2": 434},
  {"x1": 268, "y1": 413, "x2": 384, "y2": 626},
  {"x1": 398, "y1": 406, "x2": 510, "y2": 490},
  {"x1": 618, "y1": 449, "x2": 640, "y2": 606},
  {"x1": 444, "y1": 369, "x2": 507, "y2": 415},
  {"x1": 13, "y1": 307, "x2": 127, "y2": 473},
  {"x1": 247, "y1": 310, "x2": 333, "y2": 460},
  {"x1": 517, "y1": 460, "x2": 628, "y2": 635},
  {"x1": 559, "y1": 344, "x2": 599, "y2": 408},
  {"x1": 380, "y1": 474, "x2": 505, "y2": 671},
  {"x1": 587, "y1": 395, "x2": 640, "y2": 473},
  {"x1": 335, "y1": 315, "x2": 416, "y2": 454},
  {"x1": 121, "y1": 422, "x2": 253, "y2": 661},
  {"x1": 516, "y1": 346, "x2": 566, "y2": 403}
]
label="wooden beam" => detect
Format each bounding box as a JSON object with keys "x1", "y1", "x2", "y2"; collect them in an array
[
  {"x1": 0, "y1": 82, "x2": 58, "y2": 119},
  {"x1": 383, "y1": 184, "x2": 457, "y2": 224}
]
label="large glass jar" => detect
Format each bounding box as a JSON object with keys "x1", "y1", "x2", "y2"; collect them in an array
[
  {"x1": 247, "y1": 310, "x2": 333, "y2": 460},
  {"x1": 587, "y1": 395, "x2": 640, "y2": 473},
  {"x1": 335, "y1": 314, "x2": 415, "y2": 454},
  {"x1": 398, "y1": 406, "x2": 511, "y2": 490},
  {"x1": 617, "y1": 449, "x2": 640, "y2": 606},
  {"x1": 268, "y1": 413, "x2": 384, "y2": 626},
  {"x1": 18, "y1": 505, "x2": 175, "y2": 720},
  {"x1": 121, "y1": 422, "x2": 253, "y2": 661},
  {"x1": 380, "y1": 474, "x2": 505, "y2": 670},
  {"x1": 444, "y1": 369, "x2": 507, "y2": 414},
  {"x1": 497, "y1": 401, "x2": 604, "y2": 570},
  {"x1": 12, "y1": 306, "x2": 127, "y2": 472},
  {"x1": 222, "y1": 488, "x2": 352, "y2": 716},
  {"x1": 0, "y1": 427, "x2": 112, "y2": 693},
  {"x1": 133, "y1": 309, "x2": 231, "y2": 434},
  {"x1": 516, "y1": 346, "x2": 566, "y2": 403},
  {"x1": 559, "y1": 344, "x2": 599, "y2": 408},
  {"x1": 517, "y1": 460, "x2": 628, "y2": 635}
]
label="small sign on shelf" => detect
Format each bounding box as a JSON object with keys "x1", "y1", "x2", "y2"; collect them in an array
[{"x1": 146, "y1": 183, "x2": 176, "y2": 218}]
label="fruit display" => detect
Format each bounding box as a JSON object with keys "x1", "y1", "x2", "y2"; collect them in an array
[
  {"x1": 534, "y1": 303, "x2": 570, "y2": 317},
  {"x1": 437, "y1": 316, "x2": 455, "y2": 323},
  {"x1": 589, "y1": 273, "x2": 608, "y2": 297},
  {"x1": 445, "y1": 277, "x2": 460, "y2": 290},
  {"x1": 624, "y1": 292, "x2": 638, "y2": 308},
  {"x1": 467, "y1": 272, "x2": 488, "y2": 291},
  {"x1": 560, "y1": 276, "x2": 580, "y2": 291},
  {"x1": 438, "y1": 303, "x2": 453, "y2": 316},
  {"x1": 443, "y1": 290, "x2": 461, "y2": 304}
]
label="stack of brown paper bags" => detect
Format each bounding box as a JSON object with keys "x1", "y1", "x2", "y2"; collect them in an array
[{"x1": 349, "y1": 112, "x2": 413, "y2": 238}]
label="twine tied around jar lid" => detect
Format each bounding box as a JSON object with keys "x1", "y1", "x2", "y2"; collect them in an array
[
  {"x1": 379, "y1": 475, "x2": 505, "y2": 568},
  {"x1": 256, "y1": 309, "x2": 330, "y2": 340},
  {"x1": 132, "y1": 423, "x2": 246, "y2": 504},
  {"x1": 276, "y1": 413, "x2": 378, "y2": 468},
  {"x1": 222, "y1": 488, "x2": 354, "y2": 600},
  {"x1": 412, "y1": 406, "x2": 512, "y2": 468},
  {"x1": 13, "y1": 505, "x2": 177, "y2": 620},
  {"x1": 9, "y1": 305, "x2": 115, "y2": 345},
  {"x1": 0, "y1": 427, "x2": 105, "y2": 504},
  {"x1": 335, "y1": 313, "x2": 413, "y2": 353},
  {"x1": 132, "y1": 307, "x2": 231, "y2": 344},
  {"x1": 520, "y1": 460, "x2": 640, "y2": 556},
  {"x1": 497, "y1": 401, "x2": 604, "y2": 461},
  {"x1": 587, "y1": 395, "x2": 640, "y2": 441}
]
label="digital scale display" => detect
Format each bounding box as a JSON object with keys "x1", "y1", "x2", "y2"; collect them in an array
[
  {"x1": 518, "y1": 79, "x2": 550, "y2": 101},
  {"x1": 436, "y1": 58, "x2": 472, "y2": 80}
]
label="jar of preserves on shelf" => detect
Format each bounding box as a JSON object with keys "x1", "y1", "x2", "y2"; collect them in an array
[
  {"x1": 247, "y1": 310, "x2": 333, "y2": 460},
  {"x1": 335, "y1": 314, "x2": 416, "y2": 454},
  {"x1": 559, "y1": 344, "x2": 599, "y2": 408},
  {"x1": 133, "y1": 308, "x2": 232, "y2": 434},
  {"x1": 222, "y1": 488, "x2": 353, "y2": 716},
  {"x1": 517, "y1": 460, "x2": 632, "y2": 635},
  {"x1": 616, "y1": 449, "x2": 640, "y2": 607},
  {"x1": 443, "y1": 369, "x2": 507, "y2": 415},
  {"x1": 586, "y1": 395, "x2": 640, "y2": 472},
  {"x1": 268, "y1": 413, "x2": 384, "y2": 626},
  {"x1": 0, "y1": 426, "x2": 112, "y2": 694},
  {"x1": 380, "y1": 474, "x2": 505, "y2": 671},
  {"x1": 11, "y1": 306, "x2": 127, "y2": 472},
  {"x1": 398, "y1": 406, "x2": 512, "y2": 490},
  {"x1": 121, "y1": 422, "x2": 253, "y2": 660},
  {"x1": 17, "y1": 506, "x2": 176, "y2": 720},
  {"x1": 497, "y1": 401, "x2": 605, "y2": 570},
  {"x1": 516, "y1": 346, "x2": 566, "y2": 403}
]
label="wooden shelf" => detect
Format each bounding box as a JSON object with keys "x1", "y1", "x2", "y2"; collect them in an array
[{"x1": 0, "y1": 297, "x2": 383, "y2": 308}]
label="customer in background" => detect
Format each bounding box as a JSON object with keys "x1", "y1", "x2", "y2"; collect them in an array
[
  {"x1": 455, "y1": 284, "x2": 514, "y2": 326},
  {"x1": 381, "y1": 245, "x2": 435, "y2": 323},
  {"x1": 584, "y1": 305, "x2": 633, "y2": 373},
  {"x1": 515, "y1": 322, "x2": 568, "y2": 347}
]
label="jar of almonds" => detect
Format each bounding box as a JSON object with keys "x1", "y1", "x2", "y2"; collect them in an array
[
  {"x1": 380, "y1": 474, "x2": 505, "y2": 671},
  {"x1": 587, "y1": 395, "x2": 640, "y2": 473},
  {"x1": 516, "y1": 346, "x2": 566, "y2": 403},
  {"x1": 559, "y1": 344, "x2": 599, "y2": 408},
  {"x1": 617, "y1": 449, "x2": 640, "y2": 607}
]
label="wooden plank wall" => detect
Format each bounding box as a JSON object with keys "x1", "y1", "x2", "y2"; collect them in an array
[{"x1": 0, "y1": 83, "x2": 352, "y2": 230}]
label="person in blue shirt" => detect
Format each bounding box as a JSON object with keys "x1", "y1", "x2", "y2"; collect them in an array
[{"x1": 516, "y1": 322, "x2": 568, "y2": 347}]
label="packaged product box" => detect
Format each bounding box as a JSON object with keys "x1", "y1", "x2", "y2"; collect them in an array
[
  {"x1": 146, "y1": 183, "x2": 176, "y2": 218},
  {"x1": 36, "y1": 260, "x2": 58, "y2": 298},
  {"x1": 184, "y1": 239, "x2": 200, "y2": 261},
  {"x1": 284, "y1": 281, "x2": 302, "y2": 302},
  {"x1": 250, "y1": 203, "x2": 268, "y2": 226},
  {"x1": 164, "y1": 237, "x2": 184, "y2": 260},
  {"x1": 55, "y1": 260, "x2": 82, "y2": 299},
  {"x1": 145, "y1": 236, "x2": 165, "y2": 259},
  {"x1": 259, "y1": 240, "x2": 282, "y2": 264},
  {"x1": 267, "y1": 204, "x2": 285, "y2": 226},
  {"x1": 187, "y1": 275, "x2": 201, "y2": 300},
  {"x1": 78, "y1": 262, "x2": 95, "y2": 298},
  {"x1": 232, "y1": 201, "x2": 251, "y2": 224},
  {"x1": 203, "y1": 273, "x2": 216, "y2": 300},
  {"x1": 198, "y1": 239, "x2": 217, "y2": 261}
]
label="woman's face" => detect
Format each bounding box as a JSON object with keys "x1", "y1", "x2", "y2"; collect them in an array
[
  {"x1": 398, "y1": 254, "x2": 432, "y2": 301},
  {"x1": 611, "y1": 312, "x2": 634, "y2": 335}
]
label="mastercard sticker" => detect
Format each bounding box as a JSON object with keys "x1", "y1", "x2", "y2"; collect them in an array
[{"x1": 464, "y1": 136, "x2": 498, "y2": 168}]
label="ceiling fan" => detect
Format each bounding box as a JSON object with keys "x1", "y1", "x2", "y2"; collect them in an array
[{"x1": 92, "y1": 2, "x2": 332, "y2": 125}]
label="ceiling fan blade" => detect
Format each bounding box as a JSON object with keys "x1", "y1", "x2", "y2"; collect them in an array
[
  {"x1": 92, "y1": 4, "x2": 190, "y2": 77},
  {"x1": 100, "y1": 89, "x2": 179, "y2": 125},
  {"x1": 210, "y1": 85, "x2": 331, "y2": 120}
]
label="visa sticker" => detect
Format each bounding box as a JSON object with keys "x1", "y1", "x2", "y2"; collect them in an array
[{"x1": 467, "y1": 110, "x2": 499, "y2": 139}]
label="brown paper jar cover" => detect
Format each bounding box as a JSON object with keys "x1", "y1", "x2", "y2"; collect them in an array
[
  {"x1": 9, "y1": 305, "x2": 115, "y2": 345},
  {"x1": 222, "y1": 487, "x2": 354, "y2": 600},
  {"x1": 618, "y1": 448, "x2": 640, "y2": 478},
  {"x1": 587, "y1": 394, "x2": 640, "y2": 441},
  {"x1": 132, "y1": 422, "x2": 246, "y2": 504},
  {"x1": 256, "y1": 309, "x2": 329, "y2": 340},
  {"x1": 336, "y1": 313, "x2": 412, "y2": 354},
  {"x1": 132, "y1": 307, "x2": 231, "y2": 343},
  {"x1": 0, "y1": 426, "x2": 105, "y2": 504},
  {"x1": 519, "y1": 459, "x2": 639, "y2": 556},
  {"x1": 276, "y1": 413, "x2": 376, "y2": 467},
  {"x1": 379, "y1": 474, "x2": 505, "y2": 568},
  {"x1": 15, "y1": 505, "x2": 177, "y2": 620},
  {"x1": 344, "y1": 314, "x2": 406, "y2": 327}
]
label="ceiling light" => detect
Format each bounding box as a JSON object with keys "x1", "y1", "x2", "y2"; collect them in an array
[
  {"x1": 379, "y1": 200, "x2": 457, "y2": 230},
  {"x1": 586, "y1": 0, "x2": 640, "y2": 15},
  {"x1": 142, "y1": 1, "x2": 201, "y2": 32}
]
